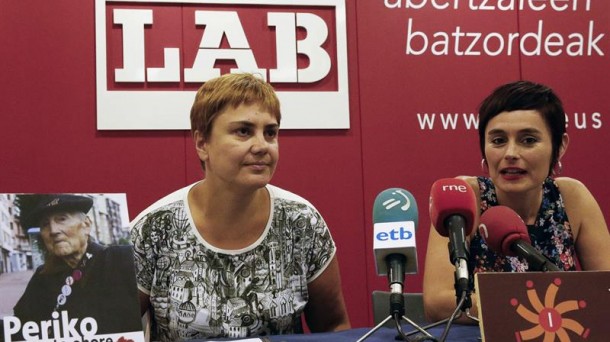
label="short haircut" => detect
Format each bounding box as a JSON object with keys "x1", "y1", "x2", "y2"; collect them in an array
[
  {"x1": 478, "y1": 80, "x2": 566, "y2": 175},
  {"x1": 190, "y1": 73, "x2": 281, "y2": 140}
]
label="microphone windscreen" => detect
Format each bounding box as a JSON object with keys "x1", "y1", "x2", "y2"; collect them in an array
[
  {"x1": 478, "y1": 205, "x2": 532, "y2": 257},
  {"x1": 429, "y1": 178, "x2": 476, "y2": 237},
  {"x1": 373, "y1": 188, "x2": 418, "y2": 226},
  {"x1": 372, "y1": 188, "x2": 418, "y2": 275}
]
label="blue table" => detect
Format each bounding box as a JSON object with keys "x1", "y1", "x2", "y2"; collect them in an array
[{"x1": 266, "y1": 324, "x2": 481, "y2": 341}]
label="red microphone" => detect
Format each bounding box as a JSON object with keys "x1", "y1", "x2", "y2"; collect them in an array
[
  {"x1": 429, "y1": 178, "x2": 477, "y2": 297},
  {"x1": 429, "y1": 178, "x2": 476, "y2": 237},
  {"x1": 478, "y1": 206, "x2": 560, "y2": 272}
]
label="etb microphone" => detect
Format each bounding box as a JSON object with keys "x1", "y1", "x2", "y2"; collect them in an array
[
  {"x1": 373, "y1": 188, "x2": 418, "y2": 278},
  {"x1": 429, "y1": 178, "x2": 476, "y2": 297},
  {"x1": 478, "y1": 205, "x2": 560, "y2": 272},
  {"x1": 373, "y1": 188, "x2": 417, "y2": 318}
]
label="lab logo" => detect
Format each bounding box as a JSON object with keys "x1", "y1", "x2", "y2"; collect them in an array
[
  {"x1": 511, "y1": 278, "x2": 589, "y2": 341},
  {"x1": 95, "y1": 0, "x2": 349, "y2": 130}
]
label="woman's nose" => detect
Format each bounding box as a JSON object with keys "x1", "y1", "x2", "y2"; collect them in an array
[
  {"x1": 251, "y1": 133, "x2": 269, "y2": 153},
  {"x1": 504, "y1": 141, "x2": 519, "y2": 159}
]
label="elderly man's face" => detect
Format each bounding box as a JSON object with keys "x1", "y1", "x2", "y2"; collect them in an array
[{"x1": 40, "y1": 211, "x2": 91, "y2": 259}]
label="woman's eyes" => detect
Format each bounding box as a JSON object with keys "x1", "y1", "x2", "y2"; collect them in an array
[
  {"x1": 490, "y1": 137, "x2": 506, "y2": 145},
  {"x1": 490, "y1": 136, "x2": 538, "y2": 145},
  {"x1": 235, "y1": 127, "x2": 251, "y2": 137},
  {"x1": 234, "y1": 127, "x2": 278, "y2": 138},
  {"x1": 521, "y1": 136, "x2": 538, "y2": 144},
  {"x1": 265, "y1": 128, "x2": 278, "y2": 138}
]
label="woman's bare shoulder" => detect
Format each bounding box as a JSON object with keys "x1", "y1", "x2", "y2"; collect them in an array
[
  {"x1": 456, "y1": 175, "x2": 480, "y2": 192},
  {"x1": 554, "y1": 177, "x2": 590, "y2": 199}
]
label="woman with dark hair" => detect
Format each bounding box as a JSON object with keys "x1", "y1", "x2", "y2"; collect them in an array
[{"x1": 423, "y1": 81, "x2": 610, "y2": 323}]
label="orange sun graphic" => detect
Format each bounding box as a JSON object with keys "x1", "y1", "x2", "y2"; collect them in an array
[{"x1": 511, "y1": 278, "x2": 589, "y2": 342}]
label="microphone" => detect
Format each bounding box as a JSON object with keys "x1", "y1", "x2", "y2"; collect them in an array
[
  {"x1": 372, "y1": 188, "x2": 418, "y2": 316},
  {"x1": 429, "y1": 178, "x2": 476, "y2": 300},
  {"x1": 478, "y1": 205, "x2": 560, "y2": 272}
]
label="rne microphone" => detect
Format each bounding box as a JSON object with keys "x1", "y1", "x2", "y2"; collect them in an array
[
  {"x1": 429, "y1": 178, "x2": 476, "y2": 299},
  {"x1": 478, "y1": 205, "x2": 560, "y2": 272},
  {"x1": 373, "y1": 188, "x2": 418, "y2": 300}
]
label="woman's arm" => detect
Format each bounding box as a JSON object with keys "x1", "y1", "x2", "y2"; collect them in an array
[
  {"x1": 304, "y1": 255, "x2": 351, "y2": 332},
  {"x1": 558, "y1": 177, "x2": 610, "y2": 270},
  {"x1": 423, "y1": 175, "x2": 481, "y2": 324},
  {"x1": 423, "y1": 226, "x2": 479, "y2": 324}
]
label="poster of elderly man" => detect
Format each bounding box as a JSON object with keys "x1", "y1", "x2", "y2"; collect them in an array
[{"x1": 0, "y1": 193, "x2": 144, "y2": 342}]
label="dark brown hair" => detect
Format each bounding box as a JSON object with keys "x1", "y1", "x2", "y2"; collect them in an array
[{"x1": 478, "y1": 80, "x2": 566, "y2": 175}]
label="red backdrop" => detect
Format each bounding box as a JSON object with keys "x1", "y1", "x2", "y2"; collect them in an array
[{"x1": 1, "y1": 0, "x2": 608, "y2": 329}]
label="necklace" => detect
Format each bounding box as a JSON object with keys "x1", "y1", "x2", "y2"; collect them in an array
[{"x1": 54, "y1": 252, "x2": 93, "y2": 312}]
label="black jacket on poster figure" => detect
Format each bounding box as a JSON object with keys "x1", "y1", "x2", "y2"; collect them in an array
[{"x1": 12, "y1": 242, "x2": 142, "y2": 338}]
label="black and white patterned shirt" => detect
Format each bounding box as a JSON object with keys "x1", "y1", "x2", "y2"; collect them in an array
[{"x1": 130, "y1": 182, "x2": 336, "y2": 341}]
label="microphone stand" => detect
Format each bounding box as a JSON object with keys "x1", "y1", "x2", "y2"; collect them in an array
[
  {"x1": 358, "y1": 255, "x2": 437, "y2": 342},
  {"x1": 400, "y1": 267, "x2": 473, "y2": 340},
  {"x1": 413, "y1": 259, "x2": 478, "y2": 342},
  {"x1": 436, "y1": 290, "x2": 479, "y2": 342},
  {"x1": 357, "y1": 292, "x2": 438, "y2": 342},
  {"x1": 401, "y1": 315, "x2": 453, "y2": 339},
  {"x1": 401, "y1": 288, "x2": 476, "y2": 341}
]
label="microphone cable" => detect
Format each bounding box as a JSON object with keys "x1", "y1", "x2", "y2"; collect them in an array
[
  {"x1": 394, "y1": 313, "x2": 438, "y2": 342},
  {"x1": 438, "y1": 291, "x2": 466, "y2": 342}
]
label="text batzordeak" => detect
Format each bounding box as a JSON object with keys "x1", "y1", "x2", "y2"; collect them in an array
[
  {"x1": 405, "y1": 19, "x2": 604, "y2": 57},
  {"x1": 386, "y1": 0, "x2": 603, "y2": 57},
  {"x1": 3, "y1": 311, "x2": 115, "y2": 342}
]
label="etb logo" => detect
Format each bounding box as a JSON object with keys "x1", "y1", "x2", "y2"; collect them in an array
[
  {"x1": 95, "y1": 0, "x2": 349, "y2": 130},
  {"x1": 373, "y1": 221, "x2": 416, "y2": 248}
]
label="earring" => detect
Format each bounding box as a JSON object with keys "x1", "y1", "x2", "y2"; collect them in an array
[
  {"x1": 481, "y1": 159, "x2": 489, "y2": 175},
  {"x1": 552, "y1": 160, "x2": 563, "y2": 177}
]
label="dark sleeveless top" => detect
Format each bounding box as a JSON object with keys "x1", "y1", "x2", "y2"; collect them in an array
[{"x1": 468, "y1": 176, "x2": 577, "y2": 276}]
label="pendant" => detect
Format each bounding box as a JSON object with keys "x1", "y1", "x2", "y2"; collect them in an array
[
  {"x1": 57, "y1": 294, "x2": 67, "y2": 306},
  {"x1": 61, "y1": 284, "x2": 72, "y2": 296}
]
